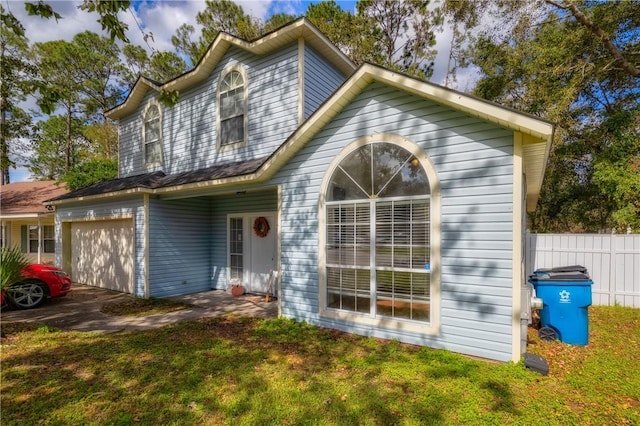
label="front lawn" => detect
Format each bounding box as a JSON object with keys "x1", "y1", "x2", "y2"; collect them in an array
[{"x1": 1, "y1": 306, "x2": 638, "y2": 425}]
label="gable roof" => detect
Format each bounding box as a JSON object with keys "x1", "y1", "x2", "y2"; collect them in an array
[
  {"x1": 257, "y1": 64, "x2": 555, "y2": 211},
  {"x1": 107, "y1": 18, "x2": 356, "y2": 120},
  {"x1": 0, "y1": 181, "x2": 67, "y2": 217},
  {"x1": 51, "y1": 64, "x2": 554, "y2": 211}
]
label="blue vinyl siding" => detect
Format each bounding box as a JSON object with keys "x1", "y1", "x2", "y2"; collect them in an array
[
  {"x1": 210, "y1": 190, "x2": 278, "y2": 289},
  {"x1": 118, "y1": 112, "x2": 143, "y2": 176},
  {"x1": 54, "y1": 197, "x2": 146, "y2": 296},
  {"x1": 119, "y1": 44, "x2": 299, "y2": 177},
  {"x1": 304, "y1": 45, "x2": 346, "y2": 118},
  {"x1": 271, "y1": 81, "x2": 516, "y2": 361},
  {"x1": 148, "y1": 198, "x2": 212, "y2": 298}
]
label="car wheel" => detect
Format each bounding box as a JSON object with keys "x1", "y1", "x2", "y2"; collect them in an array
[{"x1": 7, "y1": 280, "x2": 48, "y2": 309}]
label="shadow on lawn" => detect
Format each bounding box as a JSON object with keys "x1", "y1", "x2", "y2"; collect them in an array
[{"x1": 1, "y1": 316, "x2": 519, "y2": 424}]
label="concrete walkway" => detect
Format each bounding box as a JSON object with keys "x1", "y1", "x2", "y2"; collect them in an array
[{"x1": 1, "y1": 284, "x2": 278, "y2": 333}]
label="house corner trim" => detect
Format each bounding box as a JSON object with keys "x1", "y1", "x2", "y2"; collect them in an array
[
  {"x1": 144, "y1": 193, "x2": 150, "y2": 298},
  {"x1": 298, "y1": 37, "x2": 305, "y2": 126},
  {"x1": 512, "y1": 132, "x2": 524, "y2": 362}
]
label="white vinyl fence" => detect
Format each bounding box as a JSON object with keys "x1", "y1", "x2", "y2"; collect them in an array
[{"x1": 525, "y1": 233, "x2": 640, "y2": 308}]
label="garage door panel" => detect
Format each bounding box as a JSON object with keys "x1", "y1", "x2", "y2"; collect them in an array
[{"x1": 71, "y1": 220, "x2": 133, "y2": 294}]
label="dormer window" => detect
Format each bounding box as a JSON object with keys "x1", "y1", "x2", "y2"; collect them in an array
[
  {"x1": 143, "y1": 103, "x2": 162, "y2": 167},
  {"x1": 218, "y1": 68, "x2": 247, "y2": 149}
]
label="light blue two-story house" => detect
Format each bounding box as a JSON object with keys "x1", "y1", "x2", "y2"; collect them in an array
[{"x1": 49, "y1": 19, "x2": 554, "y2": 362}]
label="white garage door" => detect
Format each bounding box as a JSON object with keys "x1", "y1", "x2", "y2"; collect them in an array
[{"x1": 71, "y1": 219, "x2": 134, "y2": 294}]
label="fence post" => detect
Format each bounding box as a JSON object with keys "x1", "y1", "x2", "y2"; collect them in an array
[{"x1": 610, "y1": 235, "x2": 617, "y2": 306}]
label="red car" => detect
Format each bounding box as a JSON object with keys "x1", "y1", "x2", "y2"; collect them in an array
[{"x1": 3, "y1": 265, "x2": 72, "y2": 309}]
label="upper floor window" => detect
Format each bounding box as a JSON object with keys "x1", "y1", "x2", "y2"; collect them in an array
[
  {"x1": 218, "y1": 69, "x2": 247, "y2": 148},
  {"x1": 143, "y1": 103, "x2": 162, "y2": 166}
]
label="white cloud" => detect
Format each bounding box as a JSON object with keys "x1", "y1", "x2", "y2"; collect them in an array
[
  {"x1": 7, "y1": 1, "x2": 207, "y2": 53},
  {"x1": 5, "y1": 1, "x2": 342, "y2": 58},
  {"x1": 128, "y1": 1, "x2": 206, "y2": 53},
  {"x1": 236, "y1": 0, "x2": 272, "y2": 20},
  {"x1": 124, "y1": 0, "x2": 277, "y2": 55},
  {"x1": 9, "y1": 1, "x2": 102, "y2": 43},
  {"x1": 431, "y1": 23, "x2": 453, "y2": 86},
  {"x1": 431, "y1": 20, "x2": 482, "y2": 92}
]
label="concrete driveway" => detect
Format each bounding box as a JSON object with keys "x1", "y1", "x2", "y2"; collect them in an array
[{"x1": 1, "y1": 284, "x2": 278, "y2": 333}]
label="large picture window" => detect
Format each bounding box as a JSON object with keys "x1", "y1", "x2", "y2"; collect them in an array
[
  {"x1": 143, "y1": 104, "x2": 162, "y2": 166},
  {"x1": 325, "y1": 142, "x2": 433, "y2": 323},
  {"x1": 218, "y1": 69, "x2": 246, "y2": 148}
]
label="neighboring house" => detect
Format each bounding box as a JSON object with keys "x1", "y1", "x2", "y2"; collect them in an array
[
  {"x1": 0, "y1": 181, "x2": 68, "y2": 264},
  {"x1": 47, "y1": 19, "x2": 554, "y2": 362}
]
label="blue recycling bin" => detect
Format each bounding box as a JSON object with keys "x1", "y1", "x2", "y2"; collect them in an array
[{"x1": 529, "y1": 266, "x2": 593, "y2": 345}]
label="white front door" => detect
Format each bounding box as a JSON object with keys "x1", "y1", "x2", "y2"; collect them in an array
[
  {"x1": 228, "y1": 213, "x2": 277, "y2": 294},
  {"x1": 249, "y1": 214, "x2": 277, "y2": 294}
]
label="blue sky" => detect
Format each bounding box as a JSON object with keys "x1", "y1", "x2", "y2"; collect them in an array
[{"x1": 265, "y1": 1, "x2": 358, "y2": 16}]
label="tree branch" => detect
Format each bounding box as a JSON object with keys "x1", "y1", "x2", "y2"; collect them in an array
[{"x1": 546, "y1": 0, "x2": 640, "y2": 77}]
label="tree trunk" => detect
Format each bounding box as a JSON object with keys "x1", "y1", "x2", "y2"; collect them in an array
[
  {"x1": 65, "y1": 104, "x2": 71, "y2": 173},
  {"x1": 1, "y1": 108, "x2": 9, "y2": 185},
  {"x1": 0, "y1": 40, "x2": 9, "y2": 185}
]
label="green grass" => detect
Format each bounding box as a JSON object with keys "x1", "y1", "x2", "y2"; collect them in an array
[{"x1": 1, "y1": 306, "x2": 639, "y2": 425}]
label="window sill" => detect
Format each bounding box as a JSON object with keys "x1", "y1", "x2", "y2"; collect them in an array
[
  {"x1": 145, "y1": 162, "x2": 163, "y2": 169},
  {"x1": 217, "y1": 141, "x2": 246, "y2": 153},
  {"x1": 320, "y1": 308, "x2": 439, "y2": 335}
]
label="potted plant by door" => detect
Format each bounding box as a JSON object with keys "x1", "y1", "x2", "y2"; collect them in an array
[{"x1": 231, "y1": 284, "x2": 245, "y2": 297}]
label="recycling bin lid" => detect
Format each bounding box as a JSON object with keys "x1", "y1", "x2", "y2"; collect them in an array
[
  {"x1": 534, "y1": 265, "x2": 588, "y2": 274},
  {"x1": 529, "y1": 271, "x2": 591, "y2": 281}
]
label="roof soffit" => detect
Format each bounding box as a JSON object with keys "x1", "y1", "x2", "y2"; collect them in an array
[
  {"x1": 106, "y1": 77, "x2": 161, "y2": 119},
  {"x1": 369, "y1": 68, "x2": 554, "y2": 141}
]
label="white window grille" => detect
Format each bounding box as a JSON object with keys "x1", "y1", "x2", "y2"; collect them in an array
[
  {"x1": 144, "y1": 104, "x2": 162, "y2": 165},
  {"x1": 219, "y1": 70, "x2": 246, "y2": 147},
  {"x1": 325, "y1": 142, "x2": 432, "y2": 323}
]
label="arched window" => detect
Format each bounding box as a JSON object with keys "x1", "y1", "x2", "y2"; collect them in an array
[
  {"x1": 324, "y1": 141, "x2": 436, "y2": 324},
  {"x1": 143, "y1": 104, "x2": 162, "y2": 166},
  {"x1": 218, "y1": 69, "x2": 247, "y2": 148}
]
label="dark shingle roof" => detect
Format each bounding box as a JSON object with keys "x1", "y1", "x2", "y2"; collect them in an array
[
  {"x1": 47, "y1": 157, "x2": 268, "y2": 203},
  {"x1": 48, "y1": 171, "x2": 166, "y2": 202},
  {"x1": 160, "y1": 157, "x2": 266, "y2": 187}
]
